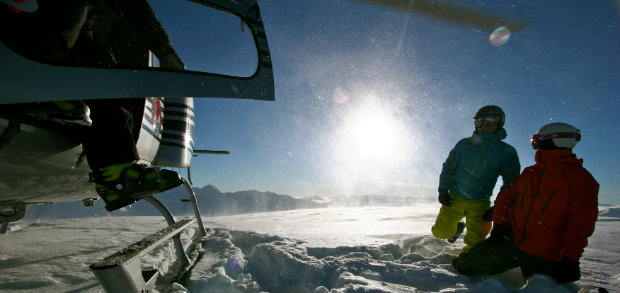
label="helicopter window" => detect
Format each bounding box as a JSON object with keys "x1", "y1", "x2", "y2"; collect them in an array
[
  {"x1": 0, "y1": 0, "x2": 258, "y2": 77},
  {"x1": 147, "y1": 0, "x2": 258, "y2": 77}
]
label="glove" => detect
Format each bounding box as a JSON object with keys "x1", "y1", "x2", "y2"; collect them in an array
[
  {"x1": 438, "y1": 193, "x2": 452, "y2": 206},
  {"x1": 489, "y1": 225, "x2": 513, "y2": 245},
  {"x1": 551, "y1": 257, "x2": 580, "y2": 283},
  {"x1": 482, "y1": 206, "x2": 494, "y2": 222}
]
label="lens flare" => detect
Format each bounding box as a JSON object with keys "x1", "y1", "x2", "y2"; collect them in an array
[
  {"x1": 226, "y1": 257, "x2": 243, "y2": 274},
  {"x1": 489, "y1": 26, "x2": 511, "y2": 47},
  {"x1": 332, "y1": 87, "x2": 349, "y2": 104}
]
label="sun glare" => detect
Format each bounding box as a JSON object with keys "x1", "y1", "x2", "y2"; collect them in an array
[
  {"x1": 330, "y1": 100, "x2": 414, "y2": 191},
  {"x1": 350, "y1": 110, "x2": 396, "y2": 160}
]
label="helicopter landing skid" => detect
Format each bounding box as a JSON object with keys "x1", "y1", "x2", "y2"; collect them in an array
[{"x1": 90, "y1": 179, "x2": 207, "y2": 293}]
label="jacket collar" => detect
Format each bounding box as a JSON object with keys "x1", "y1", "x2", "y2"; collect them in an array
[
  {"x1": 472, "y1": 128, "x2": 507, "y2": 141},
  {"x1": 535, "y1": 149, "x2": 582, "y2": 166}
]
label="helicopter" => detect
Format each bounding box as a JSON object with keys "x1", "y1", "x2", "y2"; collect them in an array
[
  {"x1": 0, "y1": 0, "x2": 533, "y2": 291},
  {"x1": 0, "y1": 0, "x2": 533, "y2": 231},
  {"x1": 0, "y1": 0, "x2": 275, "y2": 232}
]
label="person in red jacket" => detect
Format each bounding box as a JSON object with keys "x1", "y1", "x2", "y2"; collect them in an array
[{"x1": 451, "y1": 122, "x2": 599, "y2": 284}]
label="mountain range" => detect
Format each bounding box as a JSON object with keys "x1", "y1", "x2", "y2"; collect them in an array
[
  {"x1": 22, "y1": 184, "x2": 328, "y2": 220},
  {"x1": 21, "y1": 183, "x2": 440, "y2": 221}
]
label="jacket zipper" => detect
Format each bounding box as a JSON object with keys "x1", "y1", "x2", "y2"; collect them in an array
[
  {"x1": 540, "y1": 189, "x2": 558, "y2": 214},
  {"x1": 464, "y1": 138, "x2": 486, "y2": 195}
]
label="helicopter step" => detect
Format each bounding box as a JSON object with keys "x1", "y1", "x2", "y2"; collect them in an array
[{"x1": 89, "y1": 217, "x2": 195, "y2": 293}]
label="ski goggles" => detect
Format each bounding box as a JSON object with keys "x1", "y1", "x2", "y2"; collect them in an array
[
  {"x1": 531, "y1": 131, "x2": 581, "y2": 148},
  {"x1": 474, "y1": 116, "x2": 501, "y2": 128}
]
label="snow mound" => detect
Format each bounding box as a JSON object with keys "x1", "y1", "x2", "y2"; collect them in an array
[{"x1": 167, "y1": 228, "x2": 584, "y2": 293}]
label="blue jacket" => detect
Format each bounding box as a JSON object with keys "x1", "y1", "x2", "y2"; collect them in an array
[{"x1": 438, "y1": 128, "x2": 520, "y2": 200}]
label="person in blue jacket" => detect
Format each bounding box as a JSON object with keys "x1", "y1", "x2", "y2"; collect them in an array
[{"x1": 431, "y1": 105, "x2": 520, "y2": 252}]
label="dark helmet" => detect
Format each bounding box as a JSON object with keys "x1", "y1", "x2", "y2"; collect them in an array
[{"x1": 474, "y1": 105, "x2": 505, "y2": 129}]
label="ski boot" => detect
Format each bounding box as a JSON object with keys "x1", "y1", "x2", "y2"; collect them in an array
[
  {"x1": 447, "y1": 221, "x2": 465, "y2": 243},
  {"x1": 94, "y1": 163, "x2": 183, "y2": 211}
]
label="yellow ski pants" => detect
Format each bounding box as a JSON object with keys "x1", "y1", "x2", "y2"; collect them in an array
[{"x1": 431, "y1": 195, "x2": 492, "y2": 252}]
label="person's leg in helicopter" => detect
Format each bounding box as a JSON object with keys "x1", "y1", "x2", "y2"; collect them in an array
[{"x1": 82, "y1": 99, "x2": 182, "y2": 212}]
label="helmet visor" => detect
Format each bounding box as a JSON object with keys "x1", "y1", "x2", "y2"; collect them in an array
[
  {"x1": 531, "y1": 131, "x2": 582, "y2": 149},
  {"x1": 474, "y1": 116, "x2": 501, "y2": 128}
]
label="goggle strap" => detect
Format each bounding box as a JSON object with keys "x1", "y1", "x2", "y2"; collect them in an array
[{"x1": 532, "y1": 132, "x2": 582, "y2": 142}]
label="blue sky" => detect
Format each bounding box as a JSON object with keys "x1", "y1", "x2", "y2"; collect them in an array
[{"x1": 154, "y1": 0, "x2": 619, "y2": 205}]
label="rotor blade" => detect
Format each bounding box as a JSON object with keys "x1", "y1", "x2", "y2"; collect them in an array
[{"x1": 352, "y1": 0, "x2": 532, "y2": 32}]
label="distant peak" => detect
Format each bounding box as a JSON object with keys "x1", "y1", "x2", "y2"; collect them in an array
[{"x1": 201, "y1": 184, "x2": 221, "y2": 193}]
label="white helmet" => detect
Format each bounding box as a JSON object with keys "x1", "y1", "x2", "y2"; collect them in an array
[{"x1": 531, "y1": 122, "x2": 581, "y2": 150}]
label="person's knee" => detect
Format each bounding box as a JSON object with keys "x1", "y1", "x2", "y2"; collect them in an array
[
  {"x1": 430, "y1": 225, "x2": 445, "y2": 238},
  {"x1": 432, "y1": 210, "x2": 463, "y2": 239},
  {"x1": 432, "y1": 224, "x2": 454, "y2": 239},
  {"x1": 451, "y1": 253, "x2": 474, "y2": 274}
]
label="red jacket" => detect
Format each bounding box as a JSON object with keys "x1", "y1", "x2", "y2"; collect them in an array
[{"x1": 493, "y1": 150, "x2": 599, "y2": 262}]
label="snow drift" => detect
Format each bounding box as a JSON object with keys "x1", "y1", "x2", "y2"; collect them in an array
[{"x1": 3, "y1": 205, "x2": 617, "y2": 293}]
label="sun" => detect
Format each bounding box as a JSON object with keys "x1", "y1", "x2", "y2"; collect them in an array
[
  {"x1": 349, "y1": 109, "x2": 396, "y2": 160},
  {"x1": 332, "y1": 101, "x2": 412, "y2": 179}
]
